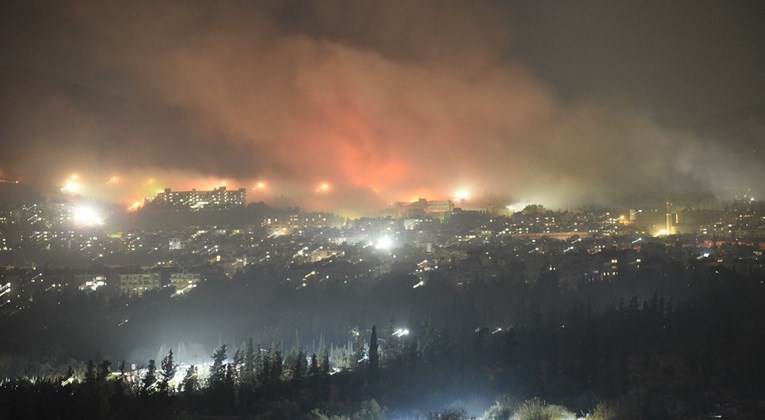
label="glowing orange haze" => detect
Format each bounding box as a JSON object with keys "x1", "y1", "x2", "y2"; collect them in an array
[
  {"x1": 56, "y1": 168, "x2": 461, "y2": 215},
  {"x1": 3, "y1": 1, "x2": 763, "y2": 212}
]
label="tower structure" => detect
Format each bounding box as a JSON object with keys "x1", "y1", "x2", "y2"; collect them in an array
[{"x1": 665, "y1": 200, "x2": 672, "y2": 235}]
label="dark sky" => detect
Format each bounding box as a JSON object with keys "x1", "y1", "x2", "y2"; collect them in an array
[{"x1": 0, "y1": 0, "x2": 763, "y2": 211}]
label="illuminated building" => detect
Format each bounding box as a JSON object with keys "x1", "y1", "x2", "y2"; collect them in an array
[
  {"x1": 119, "y1": 273, "x2": 161, "y2": 296},
  {"x1": 48, "y1": 202, "x2": 74, "y2": 226},
  {"x1": 78, "y1": 275, "x2": 107, "y2": 292},
  {"x1": 390, "y1": 198, "x2": 454, "y2": 220},
  {"x1": 169, "y1": 237, "x2": 183, "y2": 250},
  {"x1": 151, "y1": 186, "x2": 246, "y2": 211},
  {"x1": 169, "y1": 272, "x2": 200, "y2": 293}
]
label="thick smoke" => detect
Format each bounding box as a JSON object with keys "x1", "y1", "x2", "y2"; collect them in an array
[{"x1": 0, "y1": 0, "x2": 762, "y2": 211}]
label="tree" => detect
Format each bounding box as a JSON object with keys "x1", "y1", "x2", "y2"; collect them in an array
[
  {"x1": 114, "y1": 360, "x2": 128, "y2": 401},
  {"x1": 240, "y1": 339, "x2": 257, "y2": 408},
  {"x1": 242, "y1": 338, "x2": 256, "y2": 386},
  {"x1": 141, "y1": 360, "x2": 156, "y2": 395},
  {"x1": 290, "y1": 348, "x2": 307, "y2": 384},
  {"x1": 512, "y1": 398, "x2": 574, "y2": 420},
  {"x1": 158, "y1": 349, "x2": 176, "y2": 396},
  {"x1": 368, "y1": 325, "x2": 379, "y2": 388},
  {"x1": 382, "y1": 318, "x2": 399, "y2": 363},
  {"x1": 97, "y1": 359, "x2": 111, "y2": 384},
  {"x1": 209, "y1": 344, "x2": 228, "y2": 388},
  {"x1": 208, "y1": 344, "x2": 232, "y2": 412},
  {"x1": 308, "y1": 353, "x2": 320, "y2": 378},
  {"x1": 84, "y1": 360, "x2": 96, "y2": 384},
  {"x1": 320, "y1": 348, "x2": 331, "y2": 400},
  {"x1": 181, "y1": 365, "x2": 198, "y2": 396},
  {"x1": 232, "y1": 348, "x2": 243, "y2": 385},
  {"x1": 307, "y1": 353, "x2": 320, "y2": 400},
  {"x1": 223, "y1": 363, "x2": 235, "y2": 409},
  {"x1": 352, "y1": 399, "x2": 387, "y2": 420},
  {"x1": 320, "y1": 348, "x2": 330, "y2": 377},
  {"x1": 271, "y1": 350, "x2": 284, "y2": 384}
]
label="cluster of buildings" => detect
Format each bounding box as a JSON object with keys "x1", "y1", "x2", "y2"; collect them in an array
[
  {"x1": 1, "y1": 190, "x2": 764, "y2": 314},
  {"x1": 148, "y1": 187, "x2": 246, "y2": 212},
  {"x1": 118, "y1": 271, "x2": 201, "y2": 296},
  {"x1": 0, "y1": 266, "x2": 205, "y2": 314},
  {"x1": 383, "y1": 198, "x2": 454, "y2": 220}
]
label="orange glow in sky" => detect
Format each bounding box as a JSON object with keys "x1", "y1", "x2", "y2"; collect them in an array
[{"x1": 316, "y1": 182, "x2": 331, "y2": 193}]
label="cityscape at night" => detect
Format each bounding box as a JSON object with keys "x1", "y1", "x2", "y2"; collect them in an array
[{"x1": 1, "y1": 1, "x2": 764, "y2": 419}]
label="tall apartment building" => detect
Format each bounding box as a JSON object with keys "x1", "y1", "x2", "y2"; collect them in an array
[{"x1": 151, "y1": 187, "x2": 246, "y2": 211}]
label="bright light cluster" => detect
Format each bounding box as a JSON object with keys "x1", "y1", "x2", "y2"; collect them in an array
[
  {"x1": 375, "y1": 235, "x2": 393, "y2": 250},
  {"x1": 79, "y1": 276, "x2": 106, "y2": 291},
  {"x1": 61, "y1": 174, "x2": 81, "y2": 195},
  {"x1": 73, "y1": 205, "x2": 104, "y2": 227},
  {"x1": 393, "y1": 328, "x2": 410, "y2": 337},
  {"x1": 316, "y1": 182, "x2": 331, "y2": 193},
  {"x1": 454, "y1": 188, "x2": 469, "y2": 201}
]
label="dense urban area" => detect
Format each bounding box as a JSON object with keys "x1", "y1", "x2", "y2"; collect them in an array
[
  {"x1": 1, "y1": 188, "x2": 764, "y2": 419},
  {"x1": 3, "y1": 0, "x2": 764, "y2": 418}
]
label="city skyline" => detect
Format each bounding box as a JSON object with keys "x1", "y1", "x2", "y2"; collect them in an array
[{"x1": 2, "y1": 2, "x2": 765, "y2": 418}]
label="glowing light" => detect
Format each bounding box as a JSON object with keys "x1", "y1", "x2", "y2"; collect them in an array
[
  {"x1": 106, "y1": 176, "x2": 119, "y2": 185},
  {"x1": 253, "y1": 181, "x2": 266, "y2": 191},
  {"x1": 73, "y1": 205, "x2": 104, "y2": 227},
  {"x1": 454, "y1": 188, "x2": 469, "y2": 201},
  {"x1": 393, "y1": 328, "x2": 409, "y2": 337},
  {"x1": 79, "y1": 276, "x2": 107, "y2": 292},
  {"x1": 375, "y1": 235, "x2": 393, "y2": 250},
  {"x1": 127, "y1": 201, "x2": 144, "y2": 212},
  {"x1": 61, "y1": 181, "x2": 79, "y2": 193},
  {"x1": 316, "y1": 182, "x2": 330, "y2": 193},
  {"x1": 61, "y1": 174, "x2": 82, "y2": 195}
]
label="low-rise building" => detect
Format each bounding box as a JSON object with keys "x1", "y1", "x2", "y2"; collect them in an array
[
  {"x1": 169, "y1": 272, "x2": 201, "y2": 293},
  {"x1": 119, "y1": 273, "x2": 161, "y2": 296}
]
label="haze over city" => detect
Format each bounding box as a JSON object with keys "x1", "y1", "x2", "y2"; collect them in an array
[
  {"x1": 1, "y1": 1, "x2": 765, "y2": 419},
  {"x1": 1, "y1": 0, "x2": 764, "y2": 213}
]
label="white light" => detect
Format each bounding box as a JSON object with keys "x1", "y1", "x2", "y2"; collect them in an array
[
  {"x1": 454, "y1": 188, "x2": 469, "y2": 201},
  {"x1": 73, "y1": 205, "x2": 104, "y2": 227},
  {"x1": 375, "y1": 235, "x2": 393, "y2": 250},
  {"x1": 61, "y1": 180, "x2": 81, "y2": 194},
  {"x1": 393, "y1": 328, "x2": 409, "y2": 337}
]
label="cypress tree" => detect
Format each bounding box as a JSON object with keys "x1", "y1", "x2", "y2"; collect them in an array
[{"x1": 369, "y1": 325, "x2": 379, "y2": 387}]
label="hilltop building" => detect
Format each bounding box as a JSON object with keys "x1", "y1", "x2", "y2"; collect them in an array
[
  {"x1": 151, "y1": 187, "x2": 246, "y2": 211},
  {"x1": 387, "y1": 198, "x2": 454, "y2": 220}
]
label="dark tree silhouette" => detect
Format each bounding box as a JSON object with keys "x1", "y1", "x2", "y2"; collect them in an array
[
  {"x1": 141, "y1": 359, "x2": 156, "y2": 396},
  {"x1": 158, "y1": 349, "x2": 176, "y2": 397},
  {"x1": 368, "y1": 325, "x2": 379, "y2": 388}
]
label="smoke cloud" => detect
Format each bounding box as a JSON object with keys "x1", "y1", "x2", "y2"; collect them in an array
[{"x1": 0, "y1": 0, "x2": 762, "y2": 211}]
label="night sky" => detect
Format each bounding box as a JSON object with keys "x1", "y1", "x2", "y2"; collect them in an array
[{"x1": 1, "y1": 0, "x2": 763, "y2": 212}]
